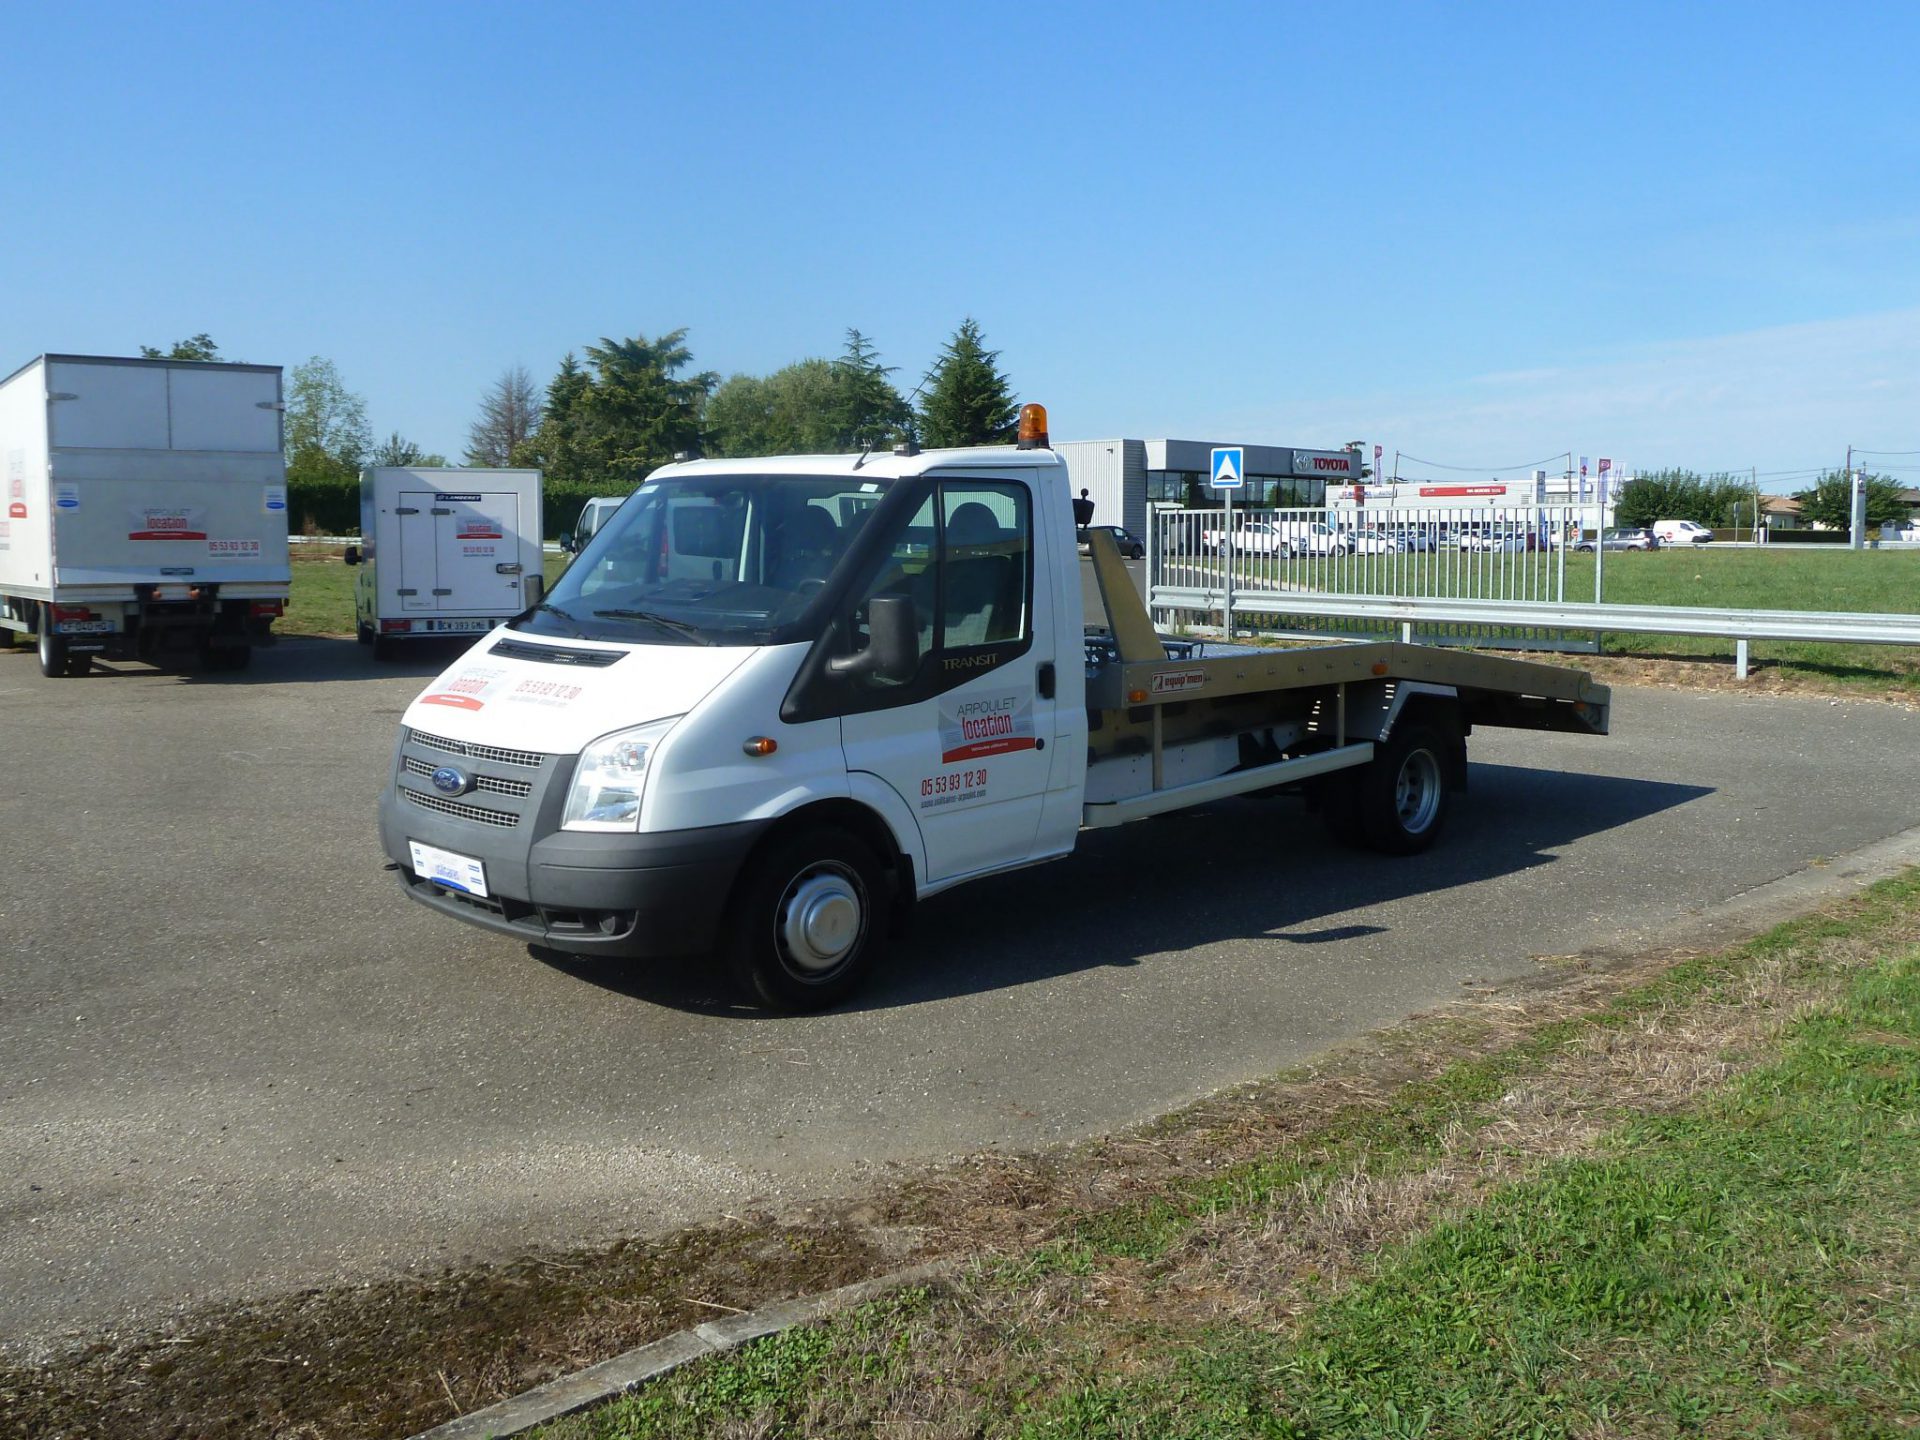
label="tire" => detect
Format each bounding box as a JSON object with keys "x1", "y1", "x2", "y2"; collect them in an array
[
  {"x1": 724, "y1": 825, "x2": 890, "y2": 1011},
  {"x1": 357, "y1": 623, "x2": 375, "y2": 645},
  {"x1": 1355, "y1": 721, "x2": 1454, "y2": 855},
  {"x1": 37, "y1": 621, "x2": 70, "y2": 679}
]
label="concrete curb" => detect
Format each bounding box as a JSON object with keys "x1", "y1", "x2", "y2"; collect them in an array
[{"x1": 404, "y1": 1260, "x2": 957, "y2": 1440}]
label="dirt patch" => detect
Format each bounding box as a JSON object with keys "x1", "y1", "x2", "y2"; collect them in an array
[{"x1": 2, "y1": 912, "x2": 1903, "y2": 1440}]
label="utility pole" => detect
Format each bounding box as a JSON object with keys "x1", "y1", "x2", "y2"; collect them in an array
[{"x1": 1752, "y1": 465, "x2": 1760, "y2": 545}]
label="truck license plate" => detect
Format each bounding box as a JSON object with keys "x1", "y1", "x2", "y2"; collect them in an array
[
  {"x1": 409, "y1": 841, "x2": 488, "y2": 898},
  {"x1": 55, "y1": 620, "x2": 115, "y2": 634},
  {"x1": 426, "y1": 618, "x2": 494, "y2": 633}
]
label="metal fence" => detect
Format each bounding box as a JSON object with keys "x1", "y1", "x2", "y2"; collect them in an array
[{"x1": 1146, "y1": 505, "x2": 1920, "y2": 676}]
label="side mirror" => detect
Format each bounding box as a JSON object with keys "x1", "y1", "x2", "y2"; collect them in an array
[
  {"x1": 343, "y1": 545, "x2": 361, "y2": 566},
  {"x1": 558, "y1": 532, "x2": 575, "y2": 553},
  {"x1": 829, "y1": 594, "x2": 919, "y2": 684}
]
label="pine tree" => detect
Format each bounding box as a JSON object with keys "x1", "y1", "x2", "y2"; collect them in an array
[
  {"x1": 916, "y1": 319, "x2": 1018, "y2": 448},
  {"x1": 832, "y1": 329, "x2": 910, "y2": 451},
  {"x1": 465, "y1": 365, "x2": 542, "y2": 467}
]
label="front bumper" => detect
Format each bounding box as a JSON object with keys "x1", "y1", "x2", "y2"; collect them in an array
[{"x1": 378, "y1": 729, "x2": 767, "y2": 959}]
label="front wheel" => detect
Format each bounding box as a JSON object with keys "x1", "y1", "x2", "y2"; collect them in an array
[{"x1": 724, "y1": 826, "x2": 890, "y2": 1011}]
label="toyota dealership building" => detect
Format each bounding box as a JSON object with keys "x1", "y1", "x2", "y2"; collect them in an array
[{"x1": 1053, "y1": 438, "x2": 1365, "y2": 539}]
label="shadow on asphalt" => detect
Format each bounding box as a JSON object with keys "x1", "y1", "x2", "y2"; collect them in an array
[
  {"x1": 539, "y1": 763, "x2": 1711, "y2": 1017},
  {"x1": 31, "y1": 634, "x2": 474, "y2": 687}
]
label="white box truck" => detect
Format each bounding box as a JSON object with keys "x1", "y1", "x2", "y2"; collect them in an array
[
  {"x1": 378, "y1": 405, "x2": 1610, "y2": 1010},
  {"x1": 345, "y1": 467, "x2": 543, "y2": 659},
  {"x1": 0, "y1": 353, "x2": 291, "y2": 676}
]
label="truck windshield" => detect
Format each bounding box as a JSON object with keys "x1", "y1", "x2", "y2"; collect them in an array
[{"x1": 524, "y1": 474, "x2": 892, "y2": 647}]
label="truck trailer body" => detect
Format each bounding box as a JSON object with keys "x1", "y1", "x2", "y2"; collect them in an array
[
  {"x1": 348, "y1": 467, "x2": 543, "y2": 659},
  {"x1": 0, "y1": 353, "x2": 290, "y2": 675},
  {"x1": 379, "y1": 409, "x2": 1610, "y2": 1009}
]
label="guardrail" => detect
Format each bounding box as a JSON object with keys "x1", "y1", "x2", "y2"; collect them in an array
[{"x1": 1147, "y1": 506, "x2": 1920, "y2": 677}]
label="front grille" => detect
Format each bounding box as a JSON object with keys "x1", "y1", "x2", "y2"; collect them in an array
[
  {"x1": 399, "y1": 787, "x2": 520, "y2": 828},
  {"x1": 408, "y1": 728, "x2": 545, "y2": 770},
  {"x1": 402, "y1": 754, "x2": 534, "y2": 798}
]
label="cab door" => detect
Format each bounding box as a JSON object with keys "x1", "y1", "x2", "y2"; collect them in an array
[{"x1": 833, "y1": 477, "x2": 1057, "y2": 883}]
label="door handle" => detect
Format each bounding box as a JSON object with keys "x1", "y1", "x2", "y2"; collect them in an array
[{"x1": 1037, "y1": 662, "x2": 1056, "y2": 700}]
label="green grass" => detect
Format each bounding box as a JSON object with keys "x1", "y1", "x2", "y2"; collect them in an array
[
  {"x1": 1201, "y1": 546, "x2": 1920, "y2": 689},
  {"x1": 537, "y1": 872, "x2": 1920, "y2": 1439},
  {"x1": 277, "y1": 552, "x2": 571, "y2": 638}
]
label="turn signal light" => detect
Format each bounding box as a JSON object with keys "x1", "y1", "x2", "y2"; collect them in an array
[
  {"x1": 1371, "y1": 661, "x2": 1389, "y2": 676},
  {"x1": 1016, "y1": 403, "x2": 1050, "y2": 450},
  {"x1": 742, "y1": 736, "x2": 778, "y2": 757},
  {"x1": 1127, "y1": 688, "x2": 1148, "y2": 704}
]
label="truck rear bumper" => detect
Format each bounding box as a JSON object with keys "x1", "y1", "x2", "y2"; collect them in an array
[{"x1": 379, "y1": 788, "x2": 766, "y2": 959}]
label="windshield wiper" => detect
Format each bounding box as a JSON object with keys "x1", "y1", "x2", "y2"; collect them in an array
[
  {"x1": 592, "y1": 609, "x2": 716, "y2": 645},
  {"x1": 532, "y1": 601, "x2": 589, "y2": 637}
]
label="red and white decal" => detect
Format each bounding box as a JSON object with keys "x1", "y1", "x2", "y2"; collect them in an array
[
  {"x1": 1149, "y1": 669, "x2": 1207, "y2": 695},
  {"x1": 939, "y1": 692, "x2": 1036, "y2": 763},
  {"x1": 502, "y1": 677, "x2": 584, "y2": 709},
  {"x1": 419, "y1": 665, "x2": 510, "y2": 712},
  {"x1": 128, "y1": 506, "x2": 209, "y2": 540},
  {"x1": 1417, "y1": 484, "x2": 1508, "y2": 498}
]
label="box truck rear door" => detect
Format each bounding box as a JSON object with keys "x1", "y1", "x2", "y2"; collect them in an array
[
  {"x1": 432, "y1": 492, "x2": 520, "y2": 613},
  {"x1": 398, "y1": 492, "x2": 439, "y2": 611}
]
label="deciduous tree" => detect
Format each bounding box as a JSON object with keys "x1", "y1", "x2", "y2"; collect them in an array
[
  {"x1": 372, "y1": 433, "x2": 446, "y2": 467},
  {"x1": 139, "y1": 333, "x2": 222, "y2": 361},
  {"x1": 284, "y1": 356, "x2": 371, "y2": 486},
  {"x1": 1793, "y1": 469, "x2": 1909, "y2": 531}
]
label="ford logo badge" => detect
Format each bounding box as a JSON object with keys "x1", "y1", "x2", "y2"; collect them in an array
[{"x1": 430, "y1": 765, "x2": 474, "y2": 796}]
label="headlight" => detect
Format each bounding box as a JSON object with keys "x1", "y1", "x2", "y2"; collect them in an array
[{"x1": 562, "y1": 718, "x2": 680, "y2": 832}]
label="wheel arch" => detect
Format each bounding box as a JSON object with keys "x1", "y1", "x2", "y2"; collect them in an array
[
  {"x1": 735, "y1": 796, "x2": 916, "y2": 915},
  {"x1": 1388, "y1": 690, "x2": 1468, "y2": 793}
]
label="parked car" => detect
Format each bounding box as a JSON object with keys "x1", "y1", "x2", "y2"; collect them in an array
[
  {"x1": 1337, "y1": 526, "x2": 1409, "y2": 555},
  {"x1": 1652, "y1": 518, "x2": 1712, "y2": 547},
  {"x1": 562, "y1": 494, "x2": 627, "y2": 553},
  {"x1": 1456, "y1": 524, "x2": 1537, "y2": 552},
  {"x1": 1077, "y1": 524, "x2": 1146, "y2": 559},
  {"x1": 1574, "y1": 527, "x2": 1657, "y2": 552}
]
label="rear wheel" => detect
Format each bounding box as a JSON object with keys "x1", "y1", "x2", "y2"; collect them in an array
[
  {"x1": 724, "y1": 826, "x2": 889, "y2": 1011},
  {"x1": 1356, "y1": 721, "x2": 1454, "y2": 855},
  {"x1": 37, "y1": 620, "x2": 70, "y2": 679}
]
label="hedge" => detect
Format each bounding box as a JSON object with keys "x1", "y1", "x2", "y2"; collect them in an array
[{"x1": 286, "y1": 477, "x2": 637, "y2": 540}]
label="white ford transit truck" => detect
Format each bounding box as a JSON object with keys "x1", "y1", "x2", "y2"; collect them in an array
[{"x1": 380, "y1": 406, "x2": 1610, "y2": 1009}]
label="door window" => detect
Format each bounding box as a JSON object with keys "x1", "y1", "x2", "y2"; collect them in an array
[{"x1": 844, "y1": 482, "x2": 1030, "y2": 691}]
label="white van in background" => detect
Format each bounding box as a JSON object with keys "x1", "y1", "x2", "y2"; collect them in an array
[{"x1": 1652, "y1": 519, "x2": 1712, "y2": 547}]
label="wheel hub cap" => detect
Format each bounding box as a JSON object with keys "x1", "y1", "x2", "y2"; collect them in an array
[{"x1": 779, "y1": 870, "x2": 863, "y2": 973}]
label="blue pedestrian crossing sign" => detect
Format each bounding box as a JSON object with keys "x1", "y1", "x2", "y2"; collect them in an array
[{"x1": 1210, "y1": 447, "x2": 1245, "y2": 490}]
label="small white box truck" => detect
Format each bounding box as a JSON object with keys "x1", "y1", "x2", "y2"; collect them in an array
[
  {"x1": 0, "y1": 353, "x2": 291, "y2": 676},
  {"x1": 345, "y1": 467, "x2": 543, "y2": 660},
  {"x1": 378, "y1": 406, "x2": 1611, "y2": 1010}
]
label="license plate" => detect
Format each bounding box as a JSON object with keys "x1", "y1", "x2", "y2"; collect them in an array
[
  {"x1": 425, "y1": 618, "x2": 494, "y2": 633},
  {"x1": 56, "y1": 620, "x2": 115, "y2": 634},
  {"x1": 409, "y1": 840, "x2": 488, "y2": 898}
]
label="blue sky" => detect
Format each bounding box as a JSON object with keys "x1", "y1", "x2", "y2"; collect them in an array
[{"x1": 4, "y1": 2, "x2": 1916, "y2": 490}]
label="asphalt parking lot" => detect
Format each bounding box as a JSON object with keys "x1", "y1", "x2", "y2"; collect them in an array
[{"x1": 4, "y1": 635, "x2": 1920, "y2": 1346}]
